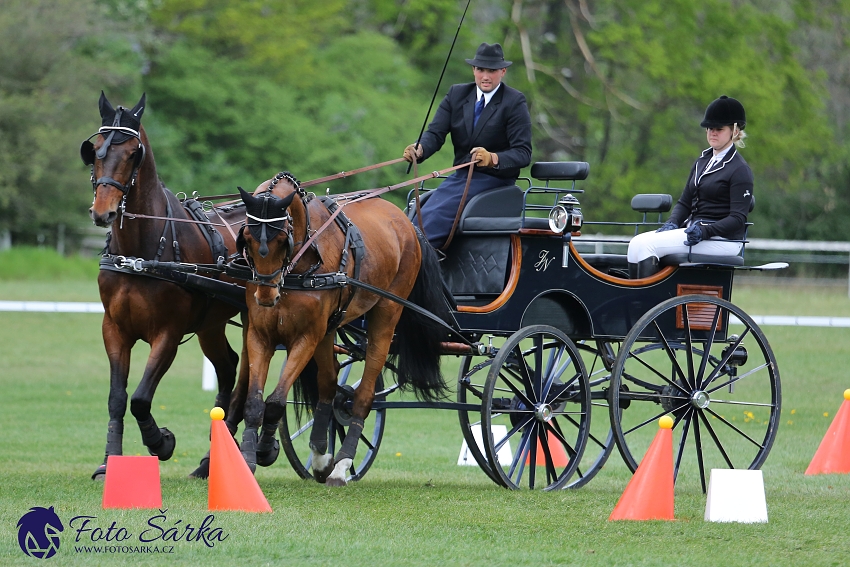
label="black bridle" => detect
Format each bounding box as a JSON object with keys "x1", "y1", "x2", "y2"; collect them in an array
[
  {"x1": 80, "y1": 106, "x2": 147, "y2": 221},
  {"x1": 240, "y1": 172, "x2": 320, "y2": 288}
]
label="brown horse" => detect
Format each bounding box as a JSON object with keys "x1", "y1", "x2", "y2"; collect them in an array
[
  {"x1": 82, "y1": 92, "x2": 248, "y2": 479},
  {"x1": 235, "y1": 173, "x2": 450, "y2": 485}
]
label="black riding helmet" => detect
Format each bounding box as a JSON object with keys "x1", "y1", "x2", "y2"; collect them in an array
[{"x1": 700, "y1": 95, "x2": 746, "y2": 129}]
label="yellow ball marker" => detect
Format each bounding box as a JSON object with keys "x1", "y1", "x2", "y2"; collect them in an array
[
  {"x1": 844, "y1": 389, "x2": 850, "y2": 401},
  {"x1": 210, "y1": 407, "x2": 225, "y2": 421},
  {"x1": 658, "y1": 415, "x2": 674, "y2": 429}
]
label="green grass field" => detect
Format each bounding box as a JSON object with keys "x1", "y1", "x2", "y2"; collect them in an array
[{"x1": 1, "y1": 276, "x2": 849, "y2": 566}]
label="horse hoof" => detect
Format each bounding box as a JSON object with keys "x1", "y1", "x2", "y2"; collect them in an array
[
  {"x1": 312, "y1": 453, "x2": 333, "y2": 483},
  {"x1": 91, "y1": 464, "x2": 107, "y2": 481},
  {"x1": 147, "y1": 428, "x2": 176, "y2": 461},
  {"x1": 325, "y1": 477, "x2": 347, "y2": 487},
  {"x1": 256, "y1": 438, "x2": 280, "y2": 467},
  {"x1": 188, "y1": 457, "x2": 210, "y2": 479}
]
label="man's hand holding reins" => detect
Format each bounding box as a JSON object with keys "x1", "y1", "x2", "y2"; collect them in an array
[
  {"x1": 403, "y1": 143, "x2": 424, "y2": 163},
  {"x1": 470, "y1": 147, "x2": 497, "y2": 168}
]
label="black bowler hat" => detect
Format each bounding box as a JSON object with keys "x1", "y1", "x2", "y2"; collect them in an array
[
  {"x1": 700, "y1": 95, "x2": 746, "y2": 129},
  {"x1": 465, "y1": 43, "x2": 512, "y2": 69}
]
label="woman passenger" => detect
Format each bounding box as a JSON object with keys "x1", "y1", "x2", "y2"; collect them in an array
[{"x1": 627, "y1": 95, "x2": 754, "y2": 279}]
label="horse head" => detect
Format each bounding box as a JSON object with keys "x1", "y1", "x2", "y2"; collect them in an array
[
  {"x1": 83, "y1": 92, "x2": 148, "y2": 227},
  {"x1": 238, "y1": 177, "x2": 301, "y2": 307}
]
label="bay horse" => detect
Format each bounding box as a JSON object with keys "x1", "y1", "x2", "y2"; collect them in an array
[
  {"x1": 82, "y1": 92, "x2": 248, "y2": 479},
  {"x1": 235, "y1": 173, "x2": 450, "y2": 486}
]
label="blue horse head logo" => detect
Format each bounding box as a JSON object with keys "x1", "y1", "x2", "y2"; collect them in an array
[{"x1": 17, "y1": 506, "x2": 64, "y2": 559}]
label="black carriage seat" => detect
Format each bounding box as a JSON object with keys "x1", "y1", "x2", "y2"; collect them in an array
[
  {"x1": 440, "y1": 185, "x2": 524, "y2": 302},
  {"x1": 442, "y1": 162, "x2": 592, "y2": 300}
]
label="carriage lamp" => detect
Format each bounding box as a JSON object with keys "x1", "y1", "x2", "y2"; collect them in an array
[
  {"x1": 548, "y1": 194, "x2": 583, "y2": 234},
  {"x1": 721, "y1": 337, "x2": 748, "y2": 393}
]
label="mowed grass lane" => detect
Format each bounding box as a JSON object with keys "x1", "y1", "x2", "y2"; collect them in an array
[{"x1": 0, "y1": 280, "x2": 848, "y2": 566}]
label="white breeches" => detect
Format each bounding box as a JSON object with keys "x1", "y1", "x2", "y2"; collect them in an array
[{"x1": 627, "y1": 228, "x2": 742, "y2": 263}]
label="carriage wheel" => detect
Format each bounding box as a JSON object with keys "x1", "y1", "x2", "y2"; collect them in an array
[
  {"x1": 481, "y1": 325, "x2": 591, "y2": 490},
  {"x1": 609, "y1": 295, "x2": 781, "y2": 493},
  {"x1": 279, "y1": 355, "x2": 393, "y2": 482},
  {"x1": 568, "y1": 340, "x2": 619, "y2": 488},
  {"x1": 457, "y1": 355, "x2": 503, "y2": 484}
]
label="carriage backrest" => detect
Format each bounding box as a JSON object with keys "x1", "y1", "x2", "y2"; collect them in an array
[{"x1": 530, "y1": 161, "x2": 590, "y2": 181}]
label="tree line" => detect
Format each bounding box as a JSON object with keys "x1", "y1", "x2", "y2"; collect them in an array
[{"x1": 2, "y1": 0, "x2": 849, "y2": 250}]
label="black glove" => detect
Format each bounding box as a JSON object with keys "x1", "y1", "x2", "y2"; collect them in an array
[
  {"x1": 683, "y1": 224, "x2": 703, "y2": 246},
  {"x1": 656, "y1": 221, "x2": 678, "y2": 233}
]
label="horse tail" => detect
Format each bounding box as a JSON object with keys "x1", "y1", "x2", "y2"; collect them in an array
[
  {"x1": 390, "y1": 230, "x2": 451, "y2": 402},
  {"x1": 290, "y1": 357, "x2": 319, "y2": 425}
]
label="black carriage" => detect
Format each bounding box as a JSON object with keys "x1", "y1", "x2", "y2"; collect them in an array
[{"x1": 276, "y1": 161, "x2": 785, "y2": 492}]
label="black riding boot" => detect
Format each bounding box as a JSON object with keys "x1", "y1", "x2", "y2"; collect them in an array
[{"x1": 628, "y1": 257, "x2": 660, "y2": 279}]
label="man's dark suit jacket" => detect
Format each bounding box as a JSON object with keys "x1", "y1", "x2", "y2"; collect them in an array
[{"x1": 418, "y1": 82, "x2": 532, "y2": 181}]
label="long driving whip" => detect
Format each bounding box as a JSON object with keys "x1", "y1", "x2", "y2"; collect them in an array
[{"x1": 406, "y1": 0, "x2": 474, "y2": 174}]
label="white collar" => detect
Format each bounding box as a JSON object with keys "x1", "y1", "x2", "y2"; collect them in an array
[
  {"x1": 476, "y1": 84, "x2": 501, "y2": 105},
  {"x1": 710, "y1": 144, "x2": 733, "y2": 162}
]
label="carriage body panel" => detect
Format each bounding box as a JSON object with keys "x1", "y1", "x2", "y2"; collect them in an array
[{"x1": 450, "y1": 233, "x2": 734, "y2": 342}]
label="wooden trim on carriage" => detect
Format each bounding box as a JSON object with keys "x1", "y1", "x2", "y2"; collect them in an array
[
  {"x1": 568, "y1": 241, "x2": 676, "y2": 286},
  {"x1": 456, "y1": 234, "x2": 522, "y2": 313}
]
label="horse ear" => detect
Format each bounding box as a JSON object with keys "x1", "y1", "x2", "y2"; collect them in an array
[
  {"x1": 238, "y1": 186, "x2": 255, "y2": 206},
  {"x1": 98, "y1": 91, "x2": 115, "y2": 122},
  {"x1": 130, "y1": 93, "x2": 146, "y2": 120},
  {"x1": 278, "y1": 191, "x2": 296, "y2": 210}
]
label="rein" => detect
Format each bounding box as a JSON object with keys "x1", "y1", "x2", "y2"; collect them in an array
[{"x1": 283, "y1": 160, "x2": 478, "y2": 275}]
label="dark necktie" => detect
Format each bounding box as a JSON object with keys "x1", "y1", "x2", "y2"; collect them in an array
[{"x1": 473, "y1": 94, "x2": 485, "y2": 127}]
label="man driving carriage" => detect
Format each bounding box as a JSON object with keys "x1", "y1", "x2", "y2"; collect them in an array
[{"x1": 402, "y1": 42, "x2": 532, "y2": 249}]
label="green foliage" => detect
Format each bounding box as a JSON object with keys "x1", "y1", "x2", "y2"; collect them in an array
[
  {"x1": 1, "y1": 0, "x2": 850, "y2": 249},
  {"x1": 0, "y1": 246, "x2": 99, "y2": 281},
  {"x1": 507, "y1": 0, "x2": 833, "y2": 232},
  {"x1": 0, "y1": 0, "x2": 144, "y2": 246},
  {"x1": 143, "y1": 33, "x2": 431, "y2": 203}
]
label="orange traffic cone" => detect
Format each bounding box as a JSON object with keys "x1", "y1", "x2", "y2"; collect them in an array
[
  {"x1": 525, "y1": 431, "x2": 569, "y2": 467},
  {"x1": 805, "y1": 389, "x2": 850, "y2": 475},
  {"x1": 102, "y1": 456, "x2": 162, "y2": 509},
  {"x1": 609, "y1": 416, "x2": 675, "y2": 521},
  {"x1": 208, "y1": 407, "x2": 272, "y2": 512}
]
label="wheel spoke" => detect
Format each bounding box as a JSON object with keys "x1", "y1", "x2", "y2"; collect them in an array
[
  {"x1": 289, "y1": 419, "x2": 314, "y2": 440},
  {"x1": 705, "y1": 362, "x2": 770, "y2": 395},
  {"x1": 704, "y1": 407, "x2": 766, "y2": 449},
  {"x1": 625, "y1": 351, "x2": 690, "y2": 396},
  {"x1": 507, "y1": 426, "x2": 533, "y2": 483},
  {"x1": 700, "y1": 328, "x2": 750, "y2": 389},
  {"x1": 697, "y1": 410, "x2": 734, "y2": 468},
  {"x1": 651, "y1": 321, "x2": 691, "y2": 395},
  {"x1": 497, "y1": 368, "x2": 536, "y2": 408},
  {"x1": 623, "y1": 402, "x2": 689, "y2": 436},
  {"x1": 681, "y1": 306, "x2": 697, "y2": 391},
  {"x1": 694, "y1": 304, "x2": 722, "y2": 388},
  {"x1": 693, "y1": 413, "x2": 707, "y2": 493},
  {"x1": 673, "y1": 410, "x2": 693, "y2": 482},
  {"x1": 494, "y1": 414, "x2": 533, "y2": 454}
]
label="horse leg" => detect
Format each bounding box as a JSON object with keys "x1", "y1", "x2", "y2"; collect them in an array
[
  {"x1": 188, "y1": 327, "x2": 240, "y2": 479},
  {"x1": 225, "y1": 313, "x2": 250, "y2": 434},
  {"x1": 301, "y1": 334, "x2": 338, "y2": 482},
  {"x1": 261, "y1": 335, "x2": 329, "y2": 477},
  {"x1": 326, "y1": 306, "x2": 403, "y2": 486},
  {"x1": 129, "y1": 336, "x2": 180, "y2": 461},
  {"x1": 241, "y1": 327, "x2": 275, "y2": 473},
  {"x1": 93, "y1": 321, "x2": 133, "y2": 480}
]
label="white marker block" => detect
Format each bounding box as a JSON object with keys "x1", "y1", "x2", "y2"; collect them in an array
[
  {"x1": 202, "y1": 357, "x2": 216, "y2": 391},
  {"x1": 705, "y1": 469, "x2": 768, "y2": 523},
  {"x1": 458, "y1": 424, "x2": 512, "y2": 466}
]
